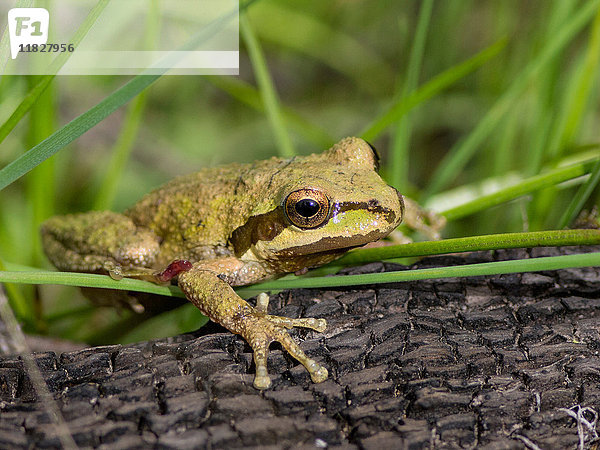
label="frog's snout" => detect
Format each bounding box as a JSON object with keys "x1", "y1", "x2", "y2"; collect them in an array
[
  {"x1": 380, "y1": 185, "x2": 404, "y2": 228},
  {"x1": 395, "y1": 188, "x2": 405, "y2": 226}
]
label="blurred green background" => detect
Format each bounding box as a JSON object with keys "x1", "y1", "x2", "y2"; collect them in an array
[{"x1": 1, "y1": 0, "x2": 600, "y2": 344}]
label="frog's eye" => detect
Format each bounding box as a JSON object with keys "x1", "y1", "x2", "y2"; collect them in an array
[{"x1": 284, "y1": 189, "x2": 330, "y2": 228}]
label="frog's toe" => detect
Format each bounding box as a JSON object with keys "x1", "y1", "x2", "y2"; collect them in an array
[
  {"x1": 306, "y1": 358, "x2": 328, "y2": 383},
  {"x1": 252, "y1": 346, "x2": 272, "y2": 389},
  {"x1": 253, "y1": 293, "x2": 327, "y2": 332},
  {"x1": 264, "y1": 314, "x2": 327, "y2": 333},
  {"x1": 255, "y1": 292, "x2": 270, "y2": 313},
  {"x1": 273, "y1": 326, "x2": 328, "y2": 385},
  {"x1": 254, "y1": 370, "x2": 271, "y2": 390}
]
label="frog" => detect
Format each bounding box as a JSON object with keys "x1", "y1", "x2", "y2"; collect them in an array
[{"x1": 41, "y1": 137, "x2": 443, "y2": 389}]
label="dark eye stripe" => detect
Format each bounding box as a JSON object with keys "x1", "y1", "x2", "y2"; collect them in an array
[{"x1": 229, "y1": 200, "x2": 398, "y2": 258}]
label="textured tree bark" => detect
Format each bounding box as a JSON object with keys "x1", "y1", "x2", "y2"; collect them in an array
[{"x1": 1, "y1": 246, "x2": 599, "y2": 448}]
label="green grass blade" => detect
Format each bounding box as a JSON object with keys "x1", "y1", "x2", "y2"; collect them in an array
[
  {"x1": 0, "y1": 0, "x2": 111, "y2": 145},
  {"x1": 240, "y1": 251, "x2": 600, "y2": 294},
  {"x1": 92, "y1": 92, "x2": 149, "y2": 211},
  {"x1": 524, "y1": 0, "x2": 577, "y2": 176},
  {"x1": 360, "y1": 38, "x2": 507, "y2": 143},
  {"x1": 558, "y1": 158, "x2": 600, "y2": 228},
  {"x1": 556, "y1": 4, "x2": 600, "y2": 154},
  {"x1": 0, "y1": 0, "x2": 241, "y2": 168},
  {"x1": 552, "y1": 7, "x2": 600, "y2": 228},
  {"x1": 390, "y1": 0, "x2": 433, "y2": 191},
  {"x1": 440, "y1": 157, "x2": 598, "y2": 221},
  {"x1": 0, "y1": 270, "x2": 185, "y2": 298},
  {"x1": 0, "y1": 257, "x2": 31, "y2": 323},
  {"x1": 0, "y1": 77, "x2": 54, "y2": 146},
  {"x1": 248, "y1": 3, "x2": 395, "y2": 96},
  {"x1": 240, "y1": 14, "x2": 295, "y2": 157},
  {"x1": 335, "y1": 229, "x2": 600, "y2": 266},
  {"x1": 25, "y1": 75, "x2": 56, "y2": 268},
  {"x1": 423, "y1": 0, "x2": 600, "y2": 198},
  {"x1": 0, "y1": 74, "x2": 161, "y2": 192}
]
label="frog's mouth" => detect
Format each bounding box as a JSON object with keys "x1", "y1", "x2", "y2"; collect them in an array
[
  {"x1": 263, "y1": 230, "x2": 388, "y2": 273},
  {"x1": 272, "y1": 228, "x2": 390, "y2": 258}
]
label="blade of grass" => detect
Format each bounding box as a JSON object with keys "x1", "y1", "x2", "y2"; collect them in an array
[
  {"x1": 0, "y1": 0, "x2": 111, "y2": 145},
  {"x1": 558, "y1": 158, "x2": 600, "y2": 228},
  {"x1": 531, "y1": 5, "x2": 600, "y2": 230},
  {"x1": 423, "y1": 0, "x2": 600, "y2": 199},
  {"x1": 240, "y1": 13, "x2": 295, "y2": 157},
  {"x1": 0, "y1": 270, "x2": 185, "y2": 298},
  {"x1": 0, "y1": 74, "x2": 162, "y2": 192},
  {"x1": 554, "y1": 4, "x2": 600, "y2": 157},
  {"x1": 0, "y1": 0, "x2": 245, "y2": 162},
  {"x1": 26, "y1": 75, "x2": 56, "y2": 267},
  {"x1": 0, "y1": 257, "x2": 31, "y2": 323},
  {"x1": 22, "y1": 74, "x2": 57, "y2": 332},
  {"x1": 335, "y1": 229, "x2": 600, "y2": 266},
  {"x1": 93, "y1": 92, "x2": 149, "y2": 210},
  {"x1": 546, "y1": 6, "x2": 600, "y2": 228},
  {"x1": 3, "y1": 1, "x2": 238, "y2": 190},
  {"x1": 440, "y1": 157, "x2": 599, "y2": 221},
  {"x1": 240, "y1": 251, "x2": 600, "y2": 294},
  {"x1": 360, "y1": 38, "x2": 507, "y2": 143},
  {"x1": 524, "y1": 0, "x2": 577, "y2": 176},
  {"x1": 390, "y1": 0, "x2": 433, "y2": 191},
  {"x1": 248, "y1": 3, "x2": 395, "y2": 96}
]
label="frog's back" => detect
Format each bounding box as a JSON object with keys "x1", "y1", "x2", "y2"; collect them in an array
[{"x1": 125, "y1": 157, "x2": 284, "y2": 264}]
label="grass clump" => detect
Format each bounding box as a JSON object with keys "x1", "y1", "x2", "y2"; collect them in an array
[{"x1": 1, "y1": 1, "x2": 600, "y2": 343}]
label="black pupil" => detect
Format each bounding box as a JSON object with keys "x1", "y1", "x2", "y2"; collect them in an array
[{"x1": 295, "y1": 198, "x2": 320, "y2": 218}]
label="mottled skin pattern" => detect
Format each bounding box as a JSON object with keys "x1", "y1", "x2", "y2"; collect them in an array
[{"x1": 41, "y1": 137, "x2": 438, "y2": 389}]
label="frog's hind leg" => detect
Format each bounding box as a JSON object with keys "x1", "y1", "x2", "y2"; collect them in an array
[
  {"x1": 177, "y1": 266, "x2": 328, "y2": 390},
  {"x1": 41, "y1": 211, "x2": 160, "y2": 275}
]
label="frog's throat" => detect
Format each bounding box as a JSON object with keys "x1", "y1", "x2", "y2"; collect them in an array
[{"x1": 230, "y1": 202, "x2": 399, "y2": 258}]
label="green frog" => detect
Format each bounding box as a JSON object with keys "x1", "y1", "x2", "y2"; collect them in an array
[{"x1": 41, "y1": 137, "x2": 442, "y2": 389}]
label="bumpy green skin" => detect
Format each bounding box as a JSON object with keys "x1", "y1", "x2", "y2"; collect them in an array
[{"x1": 41, "y1": 137, "x2": 405, "y2": 389}]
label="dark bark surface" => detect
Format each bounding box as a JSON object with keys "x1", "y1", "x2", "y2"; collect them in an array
[{"x1": 1, "y1": 247, "x2": 600, "y2": 449}]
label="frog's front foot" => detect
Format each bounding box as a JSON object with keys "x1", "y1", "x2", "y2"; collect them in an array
[{"x1": 245, "y1": 293, "x2": 328, "y2": 389}]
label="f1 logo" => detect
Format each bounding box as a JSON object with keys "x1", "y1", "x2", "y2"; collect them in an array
[{"x1": 8, "y1": 8, "x2": 49, "y2": 59}]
